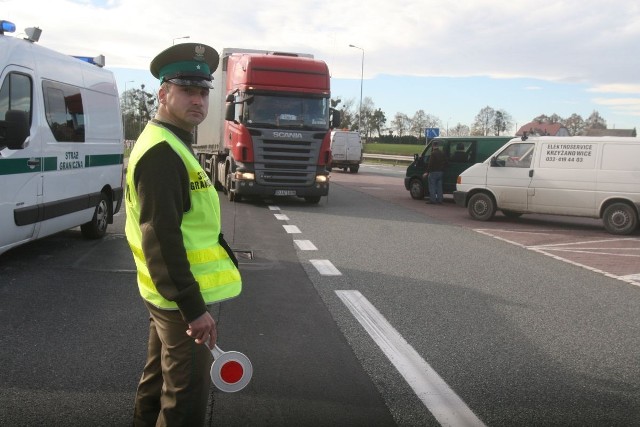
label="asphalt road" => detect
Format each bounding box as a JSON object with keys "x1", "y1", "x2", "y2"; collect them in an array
[{"x1": 1, "y1": 162, "x2": 639, "y2": 426}]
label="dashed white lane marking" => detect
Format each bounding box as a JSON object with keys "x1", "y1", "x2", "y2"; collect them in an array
[
  {"x1": 336, "y1": 290, "x2": 486, "y2": 427},
  {"x1": 269, "y1": 206, "x2": 280, "y2": 211},
  {"x1": 274, "y1": 214, "x2": 289, "y2": 220},
  {"x1": 310, "y1": 259, "x2": 342, "y2": 276},
  {"x1": 294, "y1": 240, "x2": 317, "y2": 251},
  {"x1": 283, "y1": 225, "x2": 301, "y2": 234}
]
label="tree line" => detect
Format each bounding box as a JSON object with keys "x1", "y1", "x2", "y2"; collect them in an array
[
  {"x1": 332, "y1": 95, "x2": 628, "y2": 144},
  {"x1": 119, "y1": 85, "x2": 623, "y2": 143}
]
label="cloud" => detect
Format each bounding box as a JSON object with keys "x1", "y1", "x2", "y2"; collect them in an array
[{"x1": 5, "y1": 0, "x2": 640, "y2": 127}]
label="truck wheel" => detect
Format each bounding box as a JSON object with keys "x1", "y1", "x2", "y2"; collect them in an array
[
  {"x1": 226, "y1": 175, "x2": 237, "y2": 202},
  {"x1": 211, "y1": 161, "x2": 223, "y2": 191},
  {"x1": 81, "y1": 191, "x2": 109, "y2": 239},
  {"x1": 603, "y1": 202, "x2": 638, "y2": 235},
  {"x1": 409, "y1": 178, "x2": 425, "y2": 200},
  {"x1": 349, "y1": 165, "x2": 359, "y2": 173},
  {"x1": 468, "y1": 193, "x2": 496, "y2": 221},
  {"x1": 304, "y1": 196, "x2": 321, "y2": 204}
]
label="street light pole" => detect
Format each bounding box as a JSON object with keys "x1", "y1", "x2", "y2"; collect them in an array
[
  {"x1": 172, "y1": 35, "x2": 190, "y2": 45},
  {"x1": 349, "y1": 44, "x2": 364, "y2": 134}
]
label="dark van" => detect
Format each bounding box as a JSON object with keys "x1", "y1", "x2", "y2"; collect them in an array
[{"x1": 404, "y1": 136, "x2": 513, "y2": 200}]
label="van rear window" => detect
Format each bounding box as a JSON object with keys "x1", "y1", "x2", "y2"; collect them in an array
[{"x1": 43, "y1": 80, "x2": 85, "y2": 143}]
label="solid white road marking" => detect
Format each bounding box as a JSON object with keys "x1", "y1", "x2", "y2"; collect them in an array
[
  {"x1": 310, "y1": 259, "x2": 342, "y2": 276},
  {"x1": 283, "y1": 225, "x2": 301, "y2": 234},
  {"x1": 336, "y1": 290, "x2": 486, "y2": 427},
  {"x1": 294, "y1": 240, "x2": 317, "y2": 251},
  {"x1": 475, "y1": 229, "x2": 640, "y2": 288}
]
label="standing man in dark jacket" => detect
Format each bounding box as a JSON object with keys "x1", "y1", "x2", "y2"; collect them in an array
[
  {"x1": 125, "y1": 43, "x2": 242, "y2": 426},
  {"x1": 426, "y1": 140, "x2": 447, "y2": 204}
]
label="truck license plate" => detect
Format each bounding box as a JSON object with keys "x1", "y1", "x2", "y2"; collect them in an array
[{"x1": 275, "y1": 190, "x2": 297, "y2": 196}]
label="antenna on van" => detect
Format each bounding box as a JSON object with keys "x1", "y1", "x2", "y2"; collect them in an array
[{"x1": 521, "y1": 132, "x2": 528, "y2": 141}]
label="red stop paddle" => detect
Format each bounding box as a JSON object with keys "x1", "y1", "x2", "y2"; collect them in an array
[{"x1": 210, "y1": 344, "x2": 253, "y2": 392}]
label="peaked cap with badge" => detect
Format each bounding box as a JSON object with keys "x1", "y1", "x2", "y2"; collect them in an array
[{"x1": 150, "y1": 42, "x2": 219, "y2": 88}]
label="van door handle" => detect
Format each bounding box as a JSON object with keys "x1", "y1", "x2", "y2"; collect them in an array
[
  {"x1": 27, "y1": 158, "x2": 41, "y2": 167},
  {"x1": 529, "y1": 169, "x2": 534, "y2": 178}
]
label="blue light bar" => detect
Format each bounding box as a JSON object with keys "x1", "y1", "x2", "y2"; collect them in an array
[
  {"x1": 1, "y1": 20, "x2": 17, "y2": 34},
  {"x1": 72, "y1": 55, "x2": 105, "y2": 68}
]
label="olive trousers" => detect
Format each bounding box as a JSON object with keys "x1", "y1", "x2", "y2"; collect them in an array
[{"x1": 133, "y1": 302, "x2": 213, "y2": 427}]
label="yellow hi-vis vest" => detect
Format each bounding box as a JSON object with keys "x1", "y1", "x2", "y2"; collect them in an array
[{"x1": 125, "y1": 122, "x2": 241, "y2": 309}]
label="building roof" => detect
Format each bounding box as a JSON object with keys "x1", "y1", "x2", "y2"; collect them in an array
[
  {"x1": 516, "y1": 121, "x2": 568, "y2": 136},
  {"x1": 584, "y1": 128, "x2": 637, "y2": 137}
]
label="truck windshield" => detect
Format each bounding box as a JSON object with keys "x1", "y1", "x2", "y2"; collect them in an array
[{"x1": 245, "y1": 94, "x2": 329, "y2": 130}]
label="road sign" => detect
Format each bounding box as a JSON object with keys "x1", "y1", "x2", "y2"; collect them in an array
[
  {"x1": 210, "y1": 345, "x2": 253, "y2": 393},
  {"x1": 425, "y1": 128, "x2": 440, "y2": 139}
]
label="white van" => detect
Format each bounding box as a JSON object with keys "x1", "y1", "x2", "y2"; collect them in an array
[
  {"x1": 328, "y1": 130, "x2": 362, "y2": 173},
  {"x1": 454, "y1": 136, "x2": 640, "y2": 235},
  {"x1": 0, "y1": 20, "x2": 124, "y2": 255}
]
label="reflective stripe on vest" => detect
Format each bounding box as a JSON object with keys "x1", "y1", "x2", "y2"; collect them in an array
[{"x1": 125, "y1": 122, "x2": 241, "y2": 309}]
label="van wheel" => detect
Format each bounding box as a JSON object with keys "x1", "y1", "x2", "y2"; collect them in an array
[
  {"x1": 349, "y1": 165, "x2": 359, "y2": 173},
  {"x1": 603, "y1": 203, "x2": 638, "y2": 235},
  {"x1": 81, "y1": 192, "x2": 109, "y2": 239},
  {"x1": 502, "y1": 210, "x2": 523, "y2": 219},
  {"x1": 409, "y1": 178, "x2": 425, "y2": 200},
  {"x1": 468, "y1": 193, "x2": 496, "y2": 221}
]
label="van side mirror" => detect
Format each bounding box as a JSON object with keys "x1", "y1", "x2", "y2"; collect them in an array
[
  {"x1": 490, "y1": 156, "x2": 498, "y2": 167},
  {"x1": 0, "y1": 110, "x2": 30, "y2": 150},
  {"x1": 413, "y1": 153, "x2": 418, "y2": 161}
]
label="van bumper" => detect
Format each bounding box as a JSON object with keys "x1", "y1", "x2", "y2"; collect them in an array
[{"x1": 453, "y1": 191, "x2": 467, "y2": 207}]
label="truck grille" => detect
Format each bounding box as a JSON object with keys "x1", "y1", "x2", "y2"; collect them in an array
[{"x1": 253, "y1": 133, "x2": 322, "y2": 186}]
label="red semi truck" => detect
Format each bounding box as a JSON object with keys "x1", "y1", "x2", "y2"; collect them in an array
[{"x1": 194, "y1": 48, "x2": 340, "y2": 204}]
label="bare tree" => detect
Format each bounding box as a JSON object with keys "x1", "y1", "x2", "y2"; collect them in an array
[
  {"x1": 585, "y1": 110, "x2": 607, "y2": 130},
  {"x1": 471, "y1": 106, "x2": 495, "y2": 136},
  {"x1": 564, "y1": 113, "x2": 585, "y2": 136},
  {"x1": 331, "y1": 97, "x2": 356, "y2": 129},
  {"x1": 448, "y1": 123, "x2": 470, "y2": 136},
  {"x1": 370, "y1": 108, "x2": 387, "y2": 138},
  {"x1": 493, "y1": 109, "x2": 513, "y2": 135},
  {"x1": 390, "y1": 112, "x2": 411, "y2": 137}
]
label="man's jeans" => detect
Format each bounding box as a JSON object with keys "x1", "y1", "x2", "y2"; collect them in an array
[{"x1": 428, "y1": 171, "x2": 444, "y2": 203}]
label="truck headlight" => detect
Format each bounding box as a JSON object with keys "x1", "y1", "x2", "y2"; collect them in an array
[
  {"x1": 315, "y1": 175, "x2": 329, "y2": 183},
  {"x1": 235, "y1": 171, "x2": 255, "y2": 181}
]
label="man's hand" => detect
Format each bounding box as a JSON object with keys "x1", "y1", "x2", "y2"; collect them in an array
[{"x1": 186, "y1": 311, "x2": 217, "y2": 350}]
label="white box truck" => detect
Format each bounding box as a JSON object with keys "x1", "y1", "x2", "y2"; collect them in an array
[
  {"x1": 0, "y1": 19, "x2": 124, "y2": 255},
  {"x1": 328, "y1": 130, "x2": 362, "y2": 173},
  {"x1": 454, "y1": 136, "x2": 640, "y2": 235}
]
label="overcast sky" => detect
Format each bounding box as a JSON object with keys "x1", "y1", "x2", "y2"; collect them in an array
[{"x1": 5, "y1": 0, "x2": 640, "y2": 132}]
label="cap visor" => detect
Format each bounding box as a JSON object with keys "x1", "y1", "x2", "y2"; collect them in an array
[{"x1": 167, "y1": 78, "x2": 213, "y2": 89}]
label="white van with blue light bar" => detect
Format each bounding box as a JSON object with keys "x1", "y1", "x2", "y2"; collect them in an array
[{"x1": 0, "y1": 19, "x2": 124, "y2": 256}]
